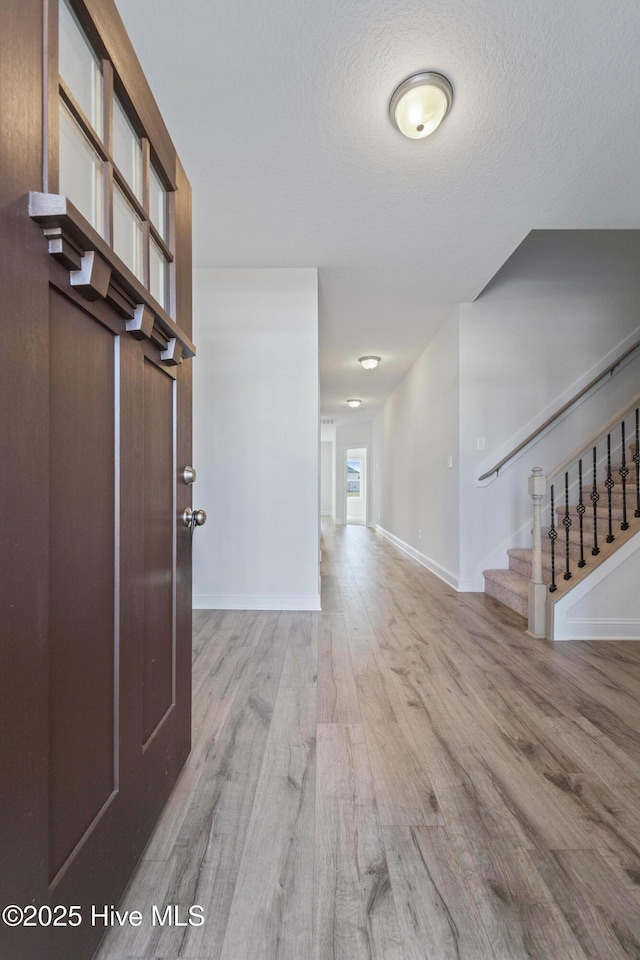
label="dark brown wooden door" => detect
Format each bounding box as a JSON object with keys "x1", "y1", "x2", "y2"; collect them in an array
[{"x1": 0, "y1": 2, "x2": 194, "y2": 958}]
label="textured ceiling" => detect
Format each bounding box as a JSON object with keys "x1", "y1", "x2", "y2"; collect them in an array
[{"x1": 115, "y1": 0, "x2": 640, "y2": 419}]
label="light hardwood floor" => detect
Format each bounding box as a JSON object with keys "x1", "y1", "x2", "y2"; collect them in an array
[{"x1": 96, "y1": 521, "x2": 640, "y2": 960}]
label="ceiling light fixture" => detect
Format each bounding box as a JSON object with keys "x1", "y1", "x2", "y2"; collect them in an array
[
  {"x1": 346, "y1": 399, "x2": 362, "y2": 408},
  {"x1": 359, "y1": 356, "x2": 381, "y2": 370},
  {"x1": 389, "y1": 71, "x2": 453, "y2": 139}
]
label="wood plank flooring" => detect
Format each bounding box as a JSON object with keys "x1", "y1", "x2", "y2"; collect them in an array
[{"x1": 95, "y1": 521, "x2": 640, "y2": 960}]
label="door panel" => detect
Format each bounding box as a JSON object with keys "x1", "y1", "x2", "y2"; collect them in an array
[
  {"x1": 49, "y1": 291, "x2": 117, "y2": 880},
  {"x1": 0, "y1": 5, "x2": 51, "y2": 958}
]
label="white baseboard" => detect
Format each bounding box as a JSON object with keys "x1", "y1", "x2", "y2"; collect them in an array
[
  {"x1": 373, "y1": 525, "x2": 475, "y2": 592},
  {"x1": 457, "y1": 577, "x2": 485, "y2": 592},
  {"x1": 562, "y1": 618, "x2": 640, "y2": 641},
  {"x1": 193, "y1": 593, "x2": 322, "y2": 611}
]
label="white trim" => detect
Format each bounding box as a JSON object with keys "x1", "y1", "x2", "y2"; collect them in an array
[
  {"x1": 113, "y1": 338, "x2": 121, "y2": 789},
  {"x1": 549, "y1": 531, "x2": 640, "y2": 640},
  {"x1": 193, "y1": 593, "x2": 322, "y2": 611},
  {"x1": 476, "y1": 327, "x2": 640, "y2": 486},
  {"x1": 457, "y1": 577, "x2": 485, "y2": 592},
  {"x1": 374, "y1": 524, "x2": 471, "y2": 591},
  {"x1": 560, "y1": 618, "x2": 640, "y2": 641}
]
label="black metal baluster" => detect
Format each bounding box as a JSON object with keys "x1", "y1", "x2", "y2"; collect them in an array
[
  {"x1": 635, "y1": 408, "x2": 640, "y2": 518},
  {"x1": 605, "y1": 433, "x2": 615, "y2": 543},
  {"x1": 563, "y1": 471, "x2": 572, "y2": 580},
  {"x1": 576, "y1": 459, "x2": 586, "y2": 567},
  {"x1": 620, "y1": 421, "x2": 629, "y2": 531},
  {"x1": 590, "y1": 446, "x2": 600, "y2": 556},
  {"x1": 549, "y1": 484, "x2": 557, "y2": 593}
]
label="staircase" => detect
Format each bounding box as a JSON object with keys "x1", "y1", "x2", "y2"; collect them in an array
[{"x1": 483, "y1": 427, "x2": 640, "y2": 624}]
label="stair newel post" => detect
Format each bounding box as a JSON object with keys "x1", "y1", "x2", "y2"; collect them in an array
[
  {"x1": 548, "y1": 483, "x2": 558, "y2": 594},
  {"x1": 563, "y1": 471, "x2": 572, "y2": 580},
  {"x1": 528, "y1": 467, "x2": 547, "y2": 638},
  {"x1": 605, "y1": 433, "x2": 615, "y2": 543},
  {"x1": 620, "y1": 420, "x2": 629, "y2": 531},
  {"x1": 591, "y1": 446, "x2": 600, "y2": 555},
  {"x1": 577, "y1": 459, "x2": 586, "y2": 568},
  {"x1": 635, "y1": 408, "x2": 640, "y2": 518}
]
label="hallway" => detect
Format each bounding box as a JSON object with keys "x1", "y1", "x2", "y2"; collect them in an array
[{"x1": 97, "y1": 521, "x2": 640, "y2": 960}]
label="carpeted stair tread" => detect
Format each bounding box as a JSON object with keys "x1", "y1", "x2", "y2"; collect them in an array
[
  {"x1": 556, "y1": 502, "x2": 630, "y2": 520},
  {"x1": 508, "y1": 547, "x2": 553, "y2": 580},
  {"x1": 483, "y1": 568, "x2": 528, "y2": 618},
  {"x1": 549, "y1": 513, "x2": 631, "y2": 541},
  {"x1": 541, "y1": 523, "x2": 632, "y2": 554},
  {"x1": 541, "y1": 530, "x2": 591, "y2": 559},
  {"x1": 555, "y1": 511, "x2": 631, "y2": 524}
]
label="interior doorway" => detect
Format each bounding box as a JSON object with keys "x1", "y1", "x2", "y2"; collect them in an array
[{"x1": 346, "y1": 447, "x2": 367, "y2": 525}]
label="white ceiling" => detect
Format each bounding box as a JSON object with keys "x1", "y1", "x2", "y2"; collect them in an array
[{"x1": 116, "y1": 0, "x2": 640, "y2": 420}]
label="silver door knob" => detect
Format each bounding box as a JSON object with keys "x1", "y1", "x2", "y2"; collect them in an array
[
  {"x1": 183, "y1": 507, "x2": 207, "y2": 530},
  {"x1": 193, "y1": 509, "x2": 207, "y2": 526}
]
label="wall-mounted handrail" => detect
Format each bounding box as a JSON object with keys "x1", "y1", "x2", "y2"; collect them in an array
[{"x1": 477, "y1": 337, "x2": 640, "y2": 482}]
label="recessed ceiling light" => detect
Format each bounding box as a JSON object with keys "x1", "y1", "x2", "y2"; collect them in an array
[
  {"x1": 389, "y1": 71, "x2": 453, "y2": 139},
  {"x1": 359, "y1": 356, "x2": 381, "y2": 370},
  {"x1": 346, "y1": 399, "x2": 362, "y2": 408}
]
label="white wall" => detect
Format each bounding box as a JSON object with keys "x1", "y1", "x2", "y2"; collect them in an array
[
  {"x1": 374, "y1": 312, "x2": 461, "y2": 586},
  {"x1": 335, "y1": 418, "x2": 373, "y2": 525},
  {"x1": 320, "y1": 421, "x2": 336, "y2": 519},
  {"x1": 320, "y1": 441, "x2": 333, "y2": 515},
  {"x1": 192, "y1": 268, "x2": 320, "y2": 610}
]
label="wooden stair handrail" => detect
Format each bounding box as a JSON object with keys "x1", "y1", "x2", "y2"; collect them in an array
[{"x1": 477, "y1": 338, "x2": 640, "y2": 482}]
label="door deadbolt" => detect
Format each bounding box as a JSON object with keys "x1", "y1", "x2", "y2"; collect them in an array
[{"x1": 183, "y1": 465, "x2": 197, "y2": 485}]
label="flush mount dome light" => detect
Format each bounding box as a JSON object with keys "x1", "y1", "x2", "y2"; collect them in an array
[
  {"x1": 346, "y1": 399, "x2": 362, "y2": 408},
  {"x1": 359, "y1": 356, "x2": 381, "y2": 370},
  {"x1": 389, "y1": 71, "x2": 453, "y2": 139}
]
